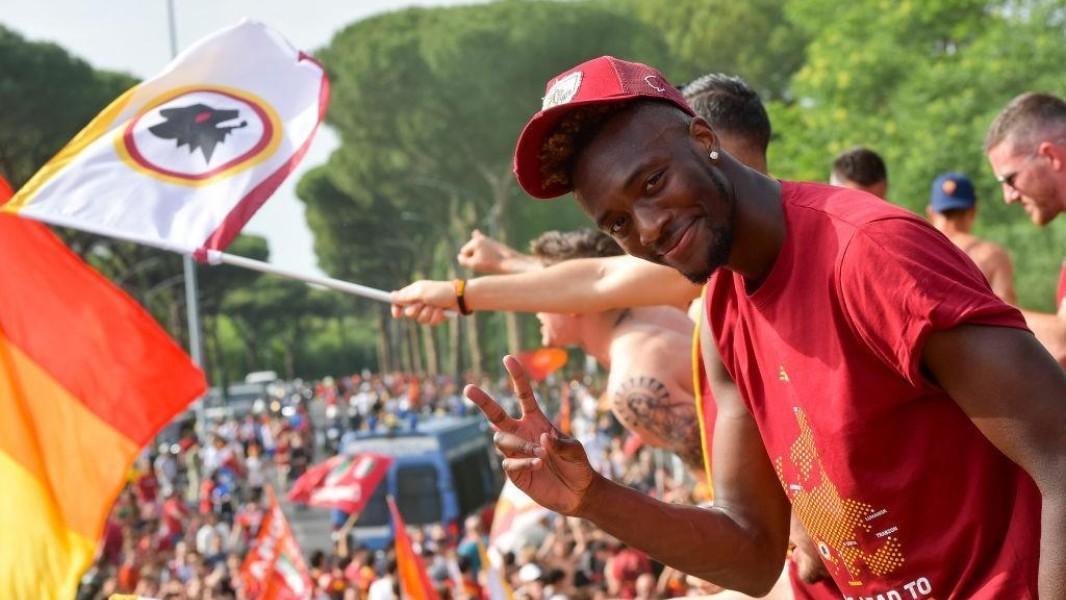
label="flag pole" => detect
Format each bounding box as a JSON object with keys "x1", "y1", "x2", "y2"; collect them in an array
[
  {"x1": 206, "y1": 250, "x2": 395, "y2": 304},
  {"x1": 166, "y1": 0, "x2": 208, "y2": 437}
]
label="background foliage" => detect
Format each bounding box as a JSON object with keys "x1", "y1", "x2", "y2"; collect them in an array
[{"x1": 1, "y1": 0, "x2": 1062, "y2": 384}]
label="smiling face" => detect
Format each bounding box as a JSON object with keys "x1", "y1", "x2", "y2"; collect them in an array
[{"x1": 571, "y1": 101, "x2": 736, "y2": 283}]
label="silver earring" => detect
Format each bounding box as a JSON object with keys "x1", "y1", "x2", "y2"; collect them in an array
[{"x1": 709, "y1": 150, "x2": 719, "y2": 161}]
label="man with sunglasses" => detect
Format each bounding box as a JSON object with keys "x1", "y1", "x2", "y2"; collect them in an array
[{"x1": 986, "y1": 92, "x2": 1066, "y2": 365}]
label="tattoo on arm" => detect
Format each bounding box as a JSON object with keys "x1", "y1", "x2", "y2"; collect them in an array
[{"x1": 613, "y1": 376, "x2": 704, "y2": 470}]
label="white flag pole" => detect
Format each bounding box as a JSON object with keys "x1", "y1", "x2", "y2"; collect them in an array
[{"x1": 204, "y1": 250, "x2": 393, "y2": 303}]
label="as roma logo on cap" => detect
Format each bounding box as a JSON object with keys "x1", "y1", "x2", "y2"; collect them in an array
[
  {"x1": 942, "y1": 179, "x2": 958, "y2": 195},
  {"x1": 543, "y1": 71, "x2": 583, "y2": 110},
  {"x1": 115, "y1": 85, "x2": 282, "y2": 186}
]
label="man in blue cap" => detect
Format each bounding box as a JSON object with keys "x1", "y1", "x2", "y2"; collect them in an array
[{"x1": 926, "y1": 172, "x2": 1016, "y2": 303}]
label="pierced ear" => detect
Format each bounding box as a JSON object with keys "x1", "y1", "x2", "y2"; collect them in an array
[{"x1": 689, "y1": 117, "x2": 718, "y2": 152}]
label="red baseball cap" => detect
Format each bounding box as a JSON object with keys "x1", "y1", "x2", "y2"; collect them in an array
[{"x1": 513, "y1": 56, "x2": 694, "y2": 199}]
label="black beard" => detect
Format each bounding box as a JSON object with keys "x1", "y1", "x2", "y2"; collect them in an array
[{"x1": 680, "y1": 168, "x2": 736, "y2": 283}]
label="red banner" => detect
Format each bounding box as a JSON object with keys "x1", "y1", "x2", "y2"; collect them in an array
[
  {"x1": 240, "y1": 488, "x2": 312, "y2": 600},
  {"x1": 287, "y1": 453, "x2": 392, "y2": 515}
]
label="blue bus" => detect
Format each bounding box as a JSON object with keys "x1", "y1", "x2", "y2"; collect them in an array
[{"x1": 342, "y1": 416, "x2": 504, "y2": 549}]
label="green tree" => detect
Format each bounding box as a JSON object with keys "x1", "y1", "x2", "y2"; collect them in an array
[
  {"x1": 310, "y1": 0, "x2": 672, "y2": 374},
  {"x1": 603, "y1": 0, "x2": 808, "y2": 99},
  {"x1": 769, "y1": 0, "x2": 1066, "y2": 309},
  {"x1": 0, "y1": 24, "x2": 135, "y2": 186}
]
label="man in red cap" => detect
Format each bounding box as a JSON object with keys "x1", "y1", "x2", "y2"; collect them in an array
[{"x1": 462, "y1": 56, "x2": 1066, "y2": 598}]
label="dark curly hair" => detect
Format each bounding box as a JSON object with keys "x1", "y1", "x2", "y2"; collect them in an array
[{"x1": 538, "y1": 104, "x2": 630, "y2": 192}]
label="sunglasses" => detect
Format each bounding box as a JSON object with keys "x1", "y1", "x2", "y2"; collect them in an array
[{"x1": 996, "y1": 146, "x2": 1051, "y2": 191}]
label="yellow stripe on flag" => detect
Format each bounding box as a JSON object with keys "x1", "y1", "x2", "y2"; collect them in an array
[
  {"x1": 0, "y1": 332, "x2": 139, "y2": 539},
  {"x1": 2, "y1": 85, "x2": 136, "y2": 213},
  {"x1": 0, "y1": 450, "x2": 96, "y2": 599}
]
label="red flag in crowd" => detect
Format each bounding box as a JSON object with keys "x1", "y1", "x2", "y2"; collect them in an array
[
  {"x1": 240, "y1": 488, "x2": 312, "y2": 600},
  {"x1": 0, "y1": 175, "x2": 12, "y2": 202},
  {"x1": 287, "y1": 453, "x2": 392, "y2": 514},
  {"x1": 387, "y1": 496, "x2": 440, "y2": 600},
  {"x1": 514, "y1": 347, "x2": 568, "y2": 381}
]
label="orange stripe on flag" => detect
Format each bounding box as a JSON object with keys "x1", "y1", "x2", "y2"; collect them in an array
[
  {"x1": 0, "y1": 214, "x2": 205, "y2": 445},
  {"x1": 388, "y1": 496, "x2": 440, "y2": 600},
  {"x1": 0, "y1": 332, "x2": 139, "y2": 538}
]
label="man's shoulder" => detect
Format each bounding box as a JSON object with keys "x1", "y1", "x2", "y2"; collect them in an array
[{"x1": 781, "y1": 181, "x2": 923, "y2": 233}]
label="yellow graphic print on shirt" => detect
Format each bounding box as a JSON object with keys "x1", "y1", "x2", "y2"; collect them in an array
[{"x1": 775, "y1": 407, "x2": 905, "y2": 587}]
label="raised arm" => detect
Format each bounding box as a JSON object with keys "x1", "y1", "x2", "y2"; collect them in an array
[
  {"x1": 457, "y1": 230, "x2": 543, "y2": 274},
  {"x1": 923, "y1": 324, "x2": 1066, "y2": 598},
  {"x1": 468, "y1": 355, "x2": 790, "y2": 596},
  {"x1": 392, "y1": 254, "x2": 700, "y2": 325}
]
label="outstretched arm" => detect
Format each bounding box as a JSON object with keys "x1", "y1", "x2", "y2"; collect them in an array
[
  {"x1": 467, "y1": 355, "x2": 790, "y2": 596},
  {"x1": 457, "y1": 230, "x2": 543, "y2": 274},
  {"x1": 392, "y1": 255, "x2": 700, "y2": 325},
  {"x1": 923, "y1": 324, "x2": 1066, "y2": 598}
]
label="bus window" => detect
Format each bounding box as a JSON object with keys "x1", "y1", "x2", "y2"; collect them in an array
[
  {"x1": 357, "y1": 478, "x2": 390, "y2": 527},
  {"x1": 396, "y1": 464, "x2": 442, "y2": 524},
  {"x1": 450, "y1": 450, "x2": 497, "y2": 516}
]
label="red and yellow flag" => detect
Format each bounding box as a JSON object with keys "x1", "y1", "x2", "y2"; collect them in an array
[
  {"x1": 387, "y1": 496, "x2": 440, "y2": 600},
  {"x1": 239, "y1": 488, "x2": 312, "y2": 600},
  {"x1": 0, "y1": 213, "x2": 206, "y2": 598}
]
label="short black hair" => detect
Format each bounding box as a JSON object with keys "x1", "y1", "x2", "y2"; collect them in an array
[
  {"x1": 831, "y1": 147, "x2": 887, "y2": 186},
  {"x1": 682, "y1": 73, "x2": 771, "y2": 153}
]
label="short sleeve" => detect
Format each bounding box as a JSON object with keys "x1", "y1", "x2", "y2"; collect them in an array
[{"x1": 837, "y1": 217, "x2": 1028, "y2": 386}]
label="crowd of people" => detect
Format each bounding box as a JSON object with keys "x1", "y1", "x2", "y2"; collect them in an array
[{"x1": 80, "y1": 367, "x2": 725, "y2": 600}]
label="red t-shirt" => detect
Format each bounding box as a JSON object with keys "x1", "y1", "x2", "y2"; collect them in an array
[{"x1": 705, "y1": 182, "x2": 1040, "y2": 599}]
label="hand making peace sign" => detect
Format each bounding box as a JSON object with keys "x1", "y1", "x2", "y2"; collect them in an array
[{"x1": 464, "y1": 355, "x2": 597, "y2": 515}]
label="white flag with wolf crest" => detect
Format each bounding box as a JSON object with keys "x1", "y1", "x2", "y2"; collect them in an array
[{"x1": 2, "y1": 20, "x2": 328, "y2": 255}]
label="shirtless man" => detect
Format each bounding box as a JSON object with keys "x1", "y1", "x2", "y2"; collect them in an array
[
  {"x1": 926, "y1": 172, "x2": 1017, "y2": 303},
  {"x1": 526, "y1": 229, "x2": 706, "y2": 478}
]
